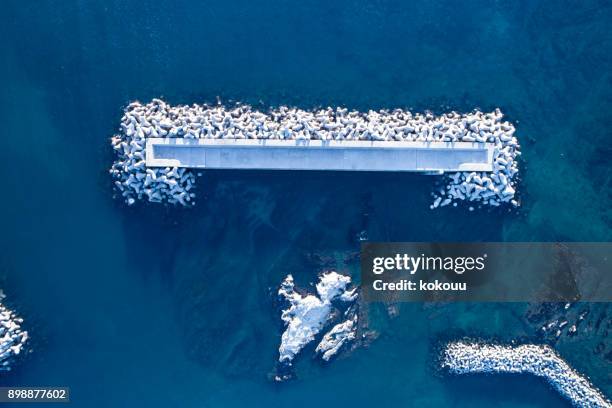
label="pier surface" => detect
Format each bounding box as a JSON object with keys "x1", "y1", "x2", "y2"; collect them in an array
[{"x1": 145, "y1": 138, "x2": 495, "y2": 172}]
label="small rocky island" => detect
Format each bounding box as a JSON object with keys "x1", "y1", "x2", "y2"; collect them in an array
[{"x1": 274, "y1": 271, "x2": 363, "y2": 382}]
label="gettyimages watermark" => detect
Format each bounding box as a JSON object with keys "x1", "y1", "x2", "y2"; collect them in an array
[{"x1": 360, "y1": 242, "x2": 612, "y2": 302}]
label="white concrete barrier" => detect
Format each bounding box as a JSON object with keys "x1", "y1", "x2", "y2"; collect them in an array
[{"x1": 145, "y1": 138, "x2": 495, "y2": 172}]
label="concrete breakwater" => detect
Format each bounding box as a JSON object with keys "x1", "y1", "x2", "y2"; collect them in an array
[
  {"x1": 110, "y1": 99, "x2": 520, "y2": 208},
  {"x1": 0, "y1": 292, "x2": 28, "y2": 372},
  {"x1": 442, "y1": 342, "x2": 611, "y2": 407}
]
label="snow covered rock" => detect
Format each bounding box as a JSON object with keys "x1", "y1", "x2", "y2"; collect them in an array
[
  {"x1": 277, "y1": 272, "x2": 355, "y2": 364},
  {"x1": 315, "y1": 316, "x2": 357, "y2": 361}
]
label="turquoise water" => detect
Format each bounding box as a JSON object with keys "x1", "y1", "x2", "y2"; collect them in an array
[{"x1": 1, "y1": 1, "x2": 611, "y2": 406}]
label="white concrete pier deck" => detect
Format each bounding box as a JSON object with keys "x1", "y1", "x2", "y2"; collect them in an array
[{"x1": 145, "y1": 138, "x2": 495, "y2": 172}]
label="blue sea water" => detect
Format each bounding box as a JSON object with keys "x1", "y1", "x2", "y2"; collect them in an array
[{"x1": 1, "y1": 1, "x2": 611, "y2": 407}]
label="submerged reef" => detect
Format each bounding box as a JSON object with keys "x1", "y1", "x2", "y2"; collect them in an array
[
  {"x1": 110, "y1": 99, "x2": 520, "y2": 209},
  {"x1": 523, "y1": 244, "x2": 611, "y2": 385},
  {"x1": 442, "y1": 341, "x2": 611, "y2": 408},
  {"x1": 0, "y1": 292, "x2": 28, "y2": 372},
  {"x1": 275, "y1": 271, "x2": 359, "y2": 382},
  {"x1": 527, "y1": 302, "x2": 610, "y2": 352}
]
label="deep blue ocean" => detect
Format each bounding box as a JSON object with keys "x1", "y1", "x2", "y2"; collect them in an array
[{"x1": 1, "y1": 1, "x2": 611, "y2": 407}]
